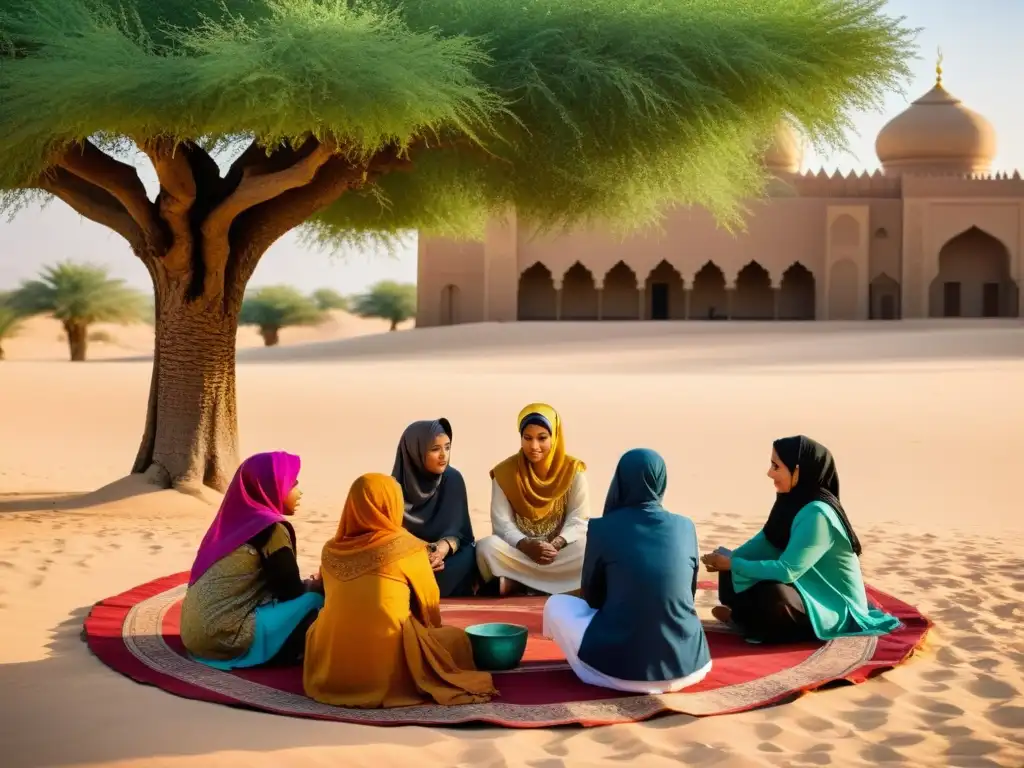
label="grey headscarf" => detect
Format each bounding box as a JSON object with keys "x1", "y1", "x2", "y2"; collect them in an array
[{"x1": 391, "y1": 418, "x2": 474, "y2": 545}]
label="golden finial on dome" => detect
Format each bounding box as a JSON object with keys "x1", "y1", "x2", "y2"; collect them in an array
[{"x1": 936, "y1": 47, "x2": 944, "y2": 86}]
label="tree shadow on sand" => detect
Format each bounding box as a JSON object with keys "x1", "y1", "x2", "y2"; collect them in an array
[
  {"x1": 0, "y1": 476, "x2": 218, "y2": 516},
  {"x1": 0, "y1": 608, "x2": 457, "y2": 768}
]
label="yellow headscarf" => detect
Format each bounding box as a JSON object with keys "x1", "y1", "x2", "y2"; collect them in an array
[
  {"x1": 490, "y1": 403, "x2": 586, "y2": 523},
  {"x1": 321, "y1": 473, "x2": 426, "y2": 582}
]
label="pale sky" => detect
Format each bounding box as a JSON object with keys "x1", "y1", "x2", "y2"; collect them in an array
[{"x1": 0, "y1": 0, "x2": 1018, "y2": 295}]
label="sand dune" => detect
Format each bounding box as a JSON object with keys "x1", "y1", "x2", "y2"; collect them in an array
[
  {"x1": 1, "y1": 322, "x2": 1022, "y2": 767},
  {"x1": 1, "y1": 309, "x2": 412, "y2": 362}
]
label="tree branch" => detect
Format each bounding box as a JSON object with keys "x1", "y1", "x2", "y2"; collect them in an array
[
  {"x1": 56, "y1": 140, "x2": 163, "y2": 245},
  {"x1": 201, "y1": 137, "x2": 336, "y2": 299},
  {"x1": 142, "y1": 138, "x2": 196, "y2": 276},
  {"x1": 36, "y1": 168, "x2": 146, "y2": 247},
  {"x1": 224, "y1": 142, "x2": 420, "y2": 306}
]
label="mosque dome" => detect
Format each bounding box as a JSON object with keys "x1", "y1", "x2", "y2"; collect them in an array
[
  {"x1": 875, "y1": 63, "x2": 996, "y2": 175},
  {"x1": 763, "y1": 121, "x2": 804, "y2": 174}
]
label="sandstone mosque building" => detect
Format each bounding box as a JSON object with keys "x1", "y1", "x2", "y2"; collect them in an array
[{"x1": 416, "y1": 67, "x2": 1022, "y2": 324}]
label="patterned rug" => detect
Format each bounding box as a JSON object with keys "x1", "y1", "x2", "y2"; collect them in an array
[{"x1": 83, "y1": 573, "x2": 930, "y2": 727}]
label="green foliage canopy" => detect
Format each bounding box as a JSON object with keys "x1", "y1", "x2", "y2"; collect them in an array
[
  {"x1": 240, "y1": 285, "x2": 326, "y2": 329},
  {"x1": 352, "y1": 280, "x2": 416, "y2": 329},
  {"x1": 0, "y1": 294, "x2": 25, "y2": 346},
  {"x1": 1, "y1": 0, "x2": 916, "y2": 239},
  {"x1": 8, "y1": 262, "x2": 148, "y2": 325},
  {"x1": 311, "y1": 287, "x2": 349, "y2": 311}
]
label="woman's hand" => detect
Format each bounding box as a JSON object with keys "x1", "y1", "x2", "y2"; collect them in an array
[
  {"x1": 304, "y1": 573, "x2": 325, "y2": 595},
  {"x1": 428, "y1": 540, "x2": 450, "y2": 571},
  {"x1": 701, "y1": 552, "x2": 732, "y2": 573},
  {"x1": 517, "y1": 538, "x2": 558, "y2": 565}
]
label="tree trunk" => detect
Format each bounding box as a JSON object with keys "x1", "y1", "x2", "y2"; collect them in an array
[
  {"x1": 0, "y1": 344, "x2": 5, "y2": 360},
  {"x1": 260, "y1": 326, "x2": 280, "y2": 346},
  {"x1": 389, "y1": 319, "x2": 398, "y2": 331},
  {"x1": 64, "y1": 321, "x2": 88, "y2": 361},
  {"x1": 132, "y1": 286, "x2": 240, "y2": 493}
]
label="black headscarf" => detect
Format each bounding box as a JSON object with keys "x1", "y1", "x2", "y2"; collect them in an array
[
  {"x1": 391, "y1": 418, "x2": 474, "y2": 546},
  {"x1": 762, "y1": 435, "x2": 862, "y2": 556}
]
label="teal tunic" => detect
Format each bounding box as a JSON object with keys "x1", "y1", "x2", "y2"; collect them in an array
[{"x1": 731, "y1": 501, "x2": 900, "y2": 640}]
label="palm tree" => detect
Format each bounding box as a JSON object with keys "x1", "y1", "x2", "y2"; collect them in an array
[
  {"x1": 0, "y1": 293, "x2": 25, "y2": 361},
  {"x1": 311, "y1": 288, "x2": 349, "y2": 312},
  {"x1": 351, "y1": 281, "x2": 416, "y2": 331},
  {"x1": 8, "y1": 262, "x2": 147, "y2": 361},
  {"x1": 240, "y1": 286, "x2": 327, "y2": 346}
]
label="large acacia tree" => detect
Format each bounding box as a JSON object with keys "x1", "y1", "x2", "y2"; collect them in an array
[{"x1": 0, "y1": 0, "x2": 914, "y2": 491}]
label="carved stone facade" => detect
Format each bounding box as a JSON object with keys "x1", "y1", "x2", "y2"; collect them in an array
[{"x1": 417, "y1": 78, "x2": 1022, "y2": 324}]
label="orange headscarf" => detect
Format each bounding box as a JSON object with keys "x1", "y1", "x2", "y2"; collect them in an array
[
  {"x1": 321, "y1": 473, "x2": 426, "y2": 582},
  {"x1": 489, "y1": 402, "x2": 585, "y2": 522}
]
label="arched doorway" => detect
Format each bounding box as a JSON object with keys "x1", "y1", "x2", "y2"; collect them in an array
[
  {"x1": 517, "y1": 262, "x2": 557, "y2": 320},
  {"x1": 828, "y1": 259, "x2": 859, "y2": 320},
  {"x1": 690, "y1": 261, "x2": 727, "y2": 319},
  {"x1": 869, "y1": 273, "x2": 900, "y2": 320},
  {"x1": 561, "y1": 262, "x2": 599, "y2": 320},
  {"x1": 602, "y1": 261, "x2": 640, "y2": 320},
  {"x1": 732, "y1": 261, "x2": 774, "y2": 319},
  {"x1": 778, "y1": 263, "x2": 815, "y2": 320},
  {"x1": 439, "y1": 284, "x2": 460, "y2": 325},
  {"x1": 831, "y1": 214, "x2": 860, "y2": 248},
  {"x1": 929, "y1": 227, "x2": 1019, "y2": 318},
  {"x1": 645, "y1": 260, "x2": 684, "y2": 320}
]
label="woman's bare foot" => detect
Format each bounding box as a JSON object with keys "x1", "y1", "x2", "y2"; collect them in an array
[
  {"x1": 499, "y1": 577, "x2": 528, "y2": 597},
  {"x1": 711, "y1": 605, "x2": 733, "y2": 625}
]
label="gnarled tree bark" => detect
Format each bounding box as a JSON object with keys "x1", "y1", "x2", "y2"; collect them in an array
[{"x1": 32, "y1": 136, "x2": 416, "y2": 492}]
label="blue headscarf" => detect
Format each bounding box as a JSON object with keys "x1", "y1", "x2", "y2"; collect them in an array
[{"x1": 603, "y1": 448, "x2": 668, "y2": 515}]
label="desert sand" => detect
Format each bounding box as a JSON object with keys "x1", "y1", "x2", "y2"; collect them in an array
[{"x1": 1, "y1": 320, "x2": 1023, "y2": 768}]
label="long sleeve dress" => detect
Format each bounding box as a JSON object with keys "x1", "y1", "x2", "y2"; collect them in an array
[
  {"x1": 475, "y1": 471, "x2": 590, "y2": 595},
  {"x1": 725, "y1": 501, "x2": 900, "y2": 641}
]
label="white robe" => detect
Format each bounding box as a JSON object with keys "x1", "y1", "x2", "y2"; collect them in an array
[
  {"x1": 543, "y1": 594, "x2": 713, "y2": 694},
  {"x1": 475, "y1": 472, "x2": 590, "y2": 595}
]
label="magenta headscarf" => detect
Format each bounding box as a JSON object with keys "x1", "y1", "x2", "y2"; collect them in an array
[{"x1": 188, "y1": 451, "x2": 301, "y2": 586}]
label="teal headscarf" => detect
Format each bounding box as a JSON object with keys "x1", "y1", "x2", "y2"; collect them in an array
[{"x1": 603, "y1": 448, "x2": 668, "y2": 515}]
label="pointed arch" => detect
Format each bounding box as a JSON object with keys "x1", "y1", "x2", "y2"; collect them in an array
[
  {"x1": 561, "y1": 262, "x2": 598, "y2": 320},
  {"x1": 929, "y1": 226, "x2": 1018, "y2": 317},
  {"x1": 690, "y1": 261, "x2": 727, "y2": 319},
  {"x1": 602, "y1": 261, "x2": 640, "y2": 320},
  {"x1": 732, "y1": 261, "x2": 773, "y2": 319},
  {"x1": 869, "y1": 273, "x2": 900, "y2": 320},
  {"x1": 644, "y1": 260, "x2": 684, "y2": 320},
  {"x1": 778, "y1": 262, "x2": 815, "y2": 320},
  {"x1": 517, "y1": 262, "x2": 556, "y2": 320}
]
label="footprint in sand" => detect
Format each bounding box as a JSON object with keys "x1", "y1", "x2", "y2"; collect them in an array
[
  {"x1": 987, "y1": 704, "x2": 1024, "y2": 730},
  {"x1": 28, "y1": 574, "x2": 44, "y2": 589},
  {"x1": 968, "y1": 674, "x2": 1019, "y2": 701},
  {"x1": 910, "y1": 695, "x2": 964, "y2": 719},
  {"x1": 882, "y1": 732, "x2": 926, "y2": 748},
  {"x1": 860, "y1": 743, "x2": 904, "y2": 764},
  {"x1": 149, "y1": 544, "x2": 163, "y2": 554}
]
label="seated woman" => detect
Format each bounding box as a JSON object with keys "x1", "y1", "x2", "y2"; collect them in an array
[
  {"x1": 392, "y1": 418, "x2": 477, "y2": 597},
  {"x1": 303, "y1": 473, "x2": 495, "y2": 708},
  {"x1": 702, "y1": 435, "x2": 900, "y2": 644},
  {"x1": 180, "y1": 452, "x2": 324, "y2": 669},
  {"x1": 477, "y1": 403, "x2": 590, "y2": 596},
  {"x1": 544, "y1": 448, "x2": 712, "y2": 693}
]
